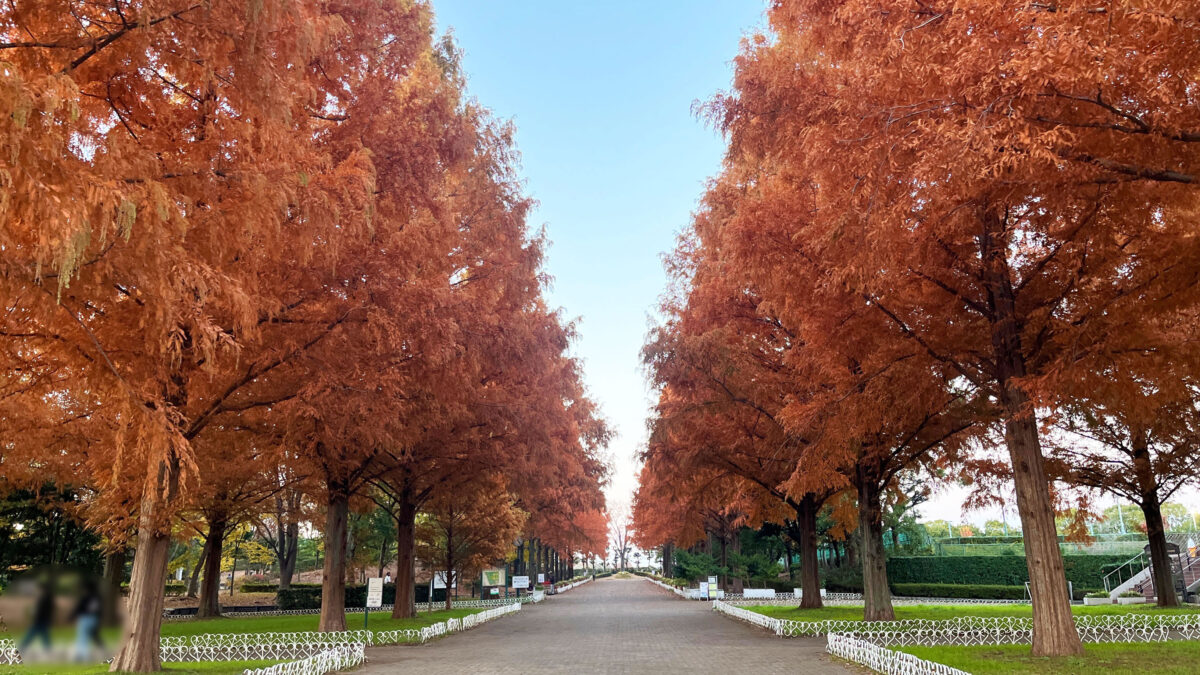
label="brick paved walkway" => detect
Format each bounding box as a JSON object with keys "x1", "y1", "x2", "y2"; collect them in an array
[{"x1": 358, "y1": 576, "x2": 852, "y2": 674}]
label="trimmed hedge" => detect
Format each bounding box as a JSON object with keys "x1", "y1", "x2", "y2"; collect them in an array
[
  {"x1": 276, "y1": 584, "x2": 450, "y2": 610},
  {"x1": 241, "y1": 583, "x2": 278, "y2": 593},
  {"x1": 886, "y1": 555, "x2": 1127, "y2": 589},
  {"x1": 123, "y1": 582, "x2": 186, "y2": 596},
  {"x1": 892, "y1": 583, "x2": 1026, "y2": 600}
]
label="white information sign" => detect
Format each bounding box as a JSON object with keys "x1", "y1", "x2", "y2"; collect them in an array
[
  {"x1": 433, "y1": 571, "x2": 457, "y2": 589},
  {"x1": 513, "y1": 575, "x2": 530, "y2": 589},
  {"x1": 366, "y1": 577, "x2": 384, "y2": 608},
  {"x1": 537, "y1": 573, "x2": 546, "y2": 583},
  {"x1": 699, "y1": 581, "x2": 710, "y2": 598},
  {"x1": 707, "y1": 576, "x2": 718, "y2": 600}
]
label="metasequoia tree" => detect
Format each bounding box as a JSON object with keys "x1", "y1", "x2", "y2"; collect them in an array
[
  {"x1": 0, "y1": 1, "x2": 381, "y2": 668},
  {"x1": 415, "y1": 474, "x2": 526, "y2": 609},
  {"x1": 1050, "y1": 362, "x2": 1200, "y2": 607},
  {"x1": 698, "y1": 0, "x2": 1200, "y2": 655},
  {"x1": 184, "y1": 427, "x2": 288, "y2": 618},
  {"x1": 638, "y1": 228, "x2": 847, "y2": 608},
  {"x1": 0, "y1": 0, "x2": 610, "y2": 665}
]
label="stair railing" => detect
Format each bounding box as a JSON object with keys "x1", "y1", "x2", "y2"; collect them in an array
[{"x1": 1103, "y1": 550, "x2": 1149, "y2": 594}]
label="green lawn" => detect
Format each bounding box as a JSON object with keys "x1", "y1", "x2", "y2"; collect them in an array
[
  {"x1": 1, "y1": 607, "x2": 481, "y2": 642},
  {"x1": 749, "y1": 603, "x2": 1200, "y2": 622},
  {"x1": 158, "y1": 606, "x2": 481, "y2": 637},
  {"x1": 898, "y1": 642, "x2": 1200, "y2": 674},
  {"x1": 0, "y1": 660, "x2": 277, "y2": 675}
]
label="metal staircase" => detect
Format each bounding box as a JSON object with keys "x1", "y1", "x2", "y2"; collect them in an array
[{"x1": 1108, "y1": 534, "x2": 1200, "y2": 602}]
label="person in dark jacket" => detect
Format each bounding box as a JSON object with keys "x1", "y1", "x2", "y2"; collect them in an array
[{"x1": 18, "y1": 578, "x2": 55, "y2": 654}]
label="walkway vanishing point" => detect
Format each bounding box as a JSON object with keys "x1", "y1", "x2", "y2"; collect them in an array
[{"x1": 358, "y1": 576, "x2": 852, "y2": 674}]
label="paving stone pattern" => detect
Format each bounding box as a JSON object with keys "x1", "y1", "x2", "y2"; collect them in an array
[{"x1": 358, "y1": 576, "x2": 853, "y2": 674}]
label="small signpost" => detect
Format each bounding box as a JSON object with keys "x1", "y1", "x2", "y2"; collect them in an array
[
  {"x1": 537, "y1": 573, "x2": 545, "y2": 584},
  {"x1": 707, "y1": 576, "x2": 718, "y2": 600},
  {"x1": 365, "y1": 577, "x2": 383, "y2": 629},
  {"x1": 513, "y1": 575, "x2": 529, "y2": 597}
]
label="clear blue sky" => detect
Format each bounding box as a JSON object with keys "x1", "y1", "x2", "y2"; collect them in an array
[{"x1": 433, "y1": 1, "x2": 767, "y2": 520}]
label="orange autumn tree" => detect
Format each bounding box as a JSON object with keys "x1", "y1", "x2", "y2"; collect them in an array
[
  {"x1": 415, "y1": 474, "x2": 526, "y2": 610},
  {"x1": 0, "y1": 1, "x2": 386, "y2": 668},
  {"x1": 0, "y1": 0, "x2": 610, "y2": 663},
  {"x1": 1048, "y1": 317, "x2": 1200, "y2": 607},
  {"x1": 694, "y1": 0, "x2": 1200, "y2": 655}
]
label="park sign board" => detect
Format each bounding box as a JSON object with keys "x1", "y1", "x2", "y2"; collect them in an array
[
  {"x1": 433, "y1": 571, "x2": 457, "y2": 589},
  {"x1": 482, "y1": 568, "x2": 505, "y2": 587},
  {"x1": 366, "y1": 577, "x2": 384, "y2": 608},
  {"x1": 707, "y1": 576, "x2": 718, "y2": 600},
  {"x1": 513, "y1": 575, "x2": 530, "y2": 589},
  {"x1": 538, "y1": 573, "x2": 546, "y2": 583}
]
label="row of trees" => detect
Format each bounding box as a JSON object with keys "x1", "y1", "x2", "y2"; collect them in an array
[
  {"x1": 0, "y1": 1, "x2": 608, "y2": 671},
  {"x1": 634, "y1": 0, "x2": 1199, "y2": 657}
]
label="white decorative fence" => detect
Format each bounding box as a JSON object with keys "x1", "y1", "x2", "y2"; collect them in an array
[
  {"x1": 242, "y1": 643, "x2": 366, "y2": 675},
  {"x1": 1, "y1": 639, "x2": 18, "y2": 666},
  {"x1": 826, "y1": 633, "x2": 968, "y2": 675},
  {"x1": 553, "y1": 576, "x2": 593, "y2": 594},
  {"x1": 711, "y1": 599, "x2": 1200, "y2": 675},
  {"x1": 165, "y1": 596, "x2": 534, "y2": 620},
  {"x1": 160, "y1": 630, "x2": 373, "y2": 662},
  {"x1": 721, "y1": 593, "x2": 1024, "y2": 607},
  {"x1": 643, "y1": 576, "x2": 689, "y2": 598},
  {"x1": 1, "y1": 601, "x2": 523, "y2": 673}
]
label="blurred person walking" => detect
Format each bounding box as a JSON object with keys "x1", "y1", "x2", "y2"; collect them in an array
[
  {"x1": 18, "y1": 578, "x2": 55, "y2": 655},
  {"x1": 71, "y1": 578, "x2": 104, "y2": 662}
]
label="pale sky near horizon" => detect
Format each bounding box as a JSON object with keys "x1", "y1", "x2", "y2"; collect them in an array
[
  {"x1": 432, "y1": 1, "x2": 768, "y2": 534},
  {"x1": 432, "y1": 1, "x2": 1197, "y2": 540}
]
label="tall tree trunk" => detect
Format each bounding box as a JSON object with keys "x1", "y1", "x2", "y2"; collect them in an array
[
  {"x1": 796, "y1": 495, "x2": 824, "y2": 609},
  {"x1": 1143, "y1": 497, "x2": 1178, "y2": 607},
  {"x1": 196, "y1": 515, "x2": 228, "y2": 618},
  {"x1": 662, "y1": 542, "x2": 674, "y2": 577},
  {"x1": 1131, "y1": 428, "x2": 1179, "y2": 607},
  {"x1": 783, "y1": 538, "x2": 794, "y2": 581},
  {"x1": 391, "y1": 488, "x2": 417, "y2": 618},
  {"x1": 185, "y1": 539, "x2": 206, "y2": 599},
  {"x1": 516, "y1": 540, "x2": 525, "y2": 577},
  {"x1": 109, "y1": 451, "x2": 181, "y2": 673},
  {"x1": 319, "y1": 490, "x2": 349, "y2": 632},
  {"x1": 530, "y1": 538, "x2": 540, "y2": 586},
  {"x1": 102, "y1": 547, "x2": 127, "y2": 627},
  {"x1": 981, "y1": 208, "x2": 1083, "y2": 656},
  {"x1": 278, "y1": 521, "x2": 299, "y2": 590},
  {"x1": 857, "y1": 474, "x2": 894, "y2": 622},
  {"x1": 444, "y1": 518, "x2": 454, "y2": 611}
]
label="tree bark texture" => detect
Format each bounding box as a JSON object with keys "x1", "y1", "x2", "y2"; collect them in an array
[
  {"x1": 196, "y1": 514, "x2": 227, "y2": 619},
  {"x1": 109, "y1": 451, "x2": 181, "y2": 672},
  {"x1": 102, "y1": 547, "x2": 127, "y2": 626},
  {"x1": 318, "y1": 490, "x2": 349, "y2": 632},
  {"x1": 796, "y1": 495, "x2": 824, "y2": 609},
  {"x1": 857, "y1": 475, "x2": 894, "y2": 622},
  {"x1": 981, "y1": 207, "x2": 1083, "y2": 656}
]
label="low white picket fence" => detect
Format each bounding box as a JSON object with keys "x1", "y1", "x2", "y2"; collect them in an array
[
  {"x1": 1, "y1": 601, "x2": 523, "y2": 673},
  {"x1": 552, "y1": 576, "x2": 593, "y2": 594},
  {"x1": 826, "y1": 633, "x2": 968, "y2": 675},
  {"x1": 165, "y1": 596, "x2": 534, "y2": 620},
  {"x1": 710, "y1": 600, "x2": 1200, "y2": 674},
  {"x1": 242, "y1": 643, "x2": 366, "y2": 675},
  {"x1": 721, "y1": 593, "x2": 1023, "y2": 607}
]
